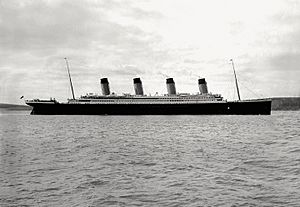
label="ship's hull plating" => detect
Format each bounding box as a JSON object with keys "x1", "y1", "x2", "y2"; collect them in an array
[{"x1": 27, "y1": 100, "x2": 272, "y2": 115}]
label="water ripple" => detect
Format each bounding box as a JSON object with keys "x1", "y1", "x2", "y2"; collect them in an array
[{"x1": 0, "y1": 111, "x2": 300, "y2": 206}]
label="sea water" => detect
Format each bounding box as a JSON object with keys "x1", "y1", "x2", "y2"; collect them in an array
[{"x1": 0, "y1": 111, "x2": 299, "y2": 206}]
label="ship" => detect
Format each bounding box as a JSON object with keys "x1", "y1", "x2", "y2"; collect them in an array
[{"x1": 25, "y1": 59, "x2": 272, "y2": 115}]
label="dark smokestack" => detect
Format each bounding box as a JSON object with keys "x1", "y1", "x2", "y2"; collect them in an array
[
  {"x1": 100, "y1": 78, "x2": 110, "y2": 95},
  {"x1": 198, "y1": 78, "x2": 208, "y2": 94},
  {"x1": 133, "y1": 78, "x2": 144, "y2": 95},
  {"x1": 166, "y1": 78, "x2": 176, "y2": 95}
]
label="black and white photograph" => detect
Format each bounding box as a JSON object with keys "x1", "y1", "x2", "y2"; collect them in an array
[{"x1": 0, "y1": 0, "x2": 300, "y2": 206}]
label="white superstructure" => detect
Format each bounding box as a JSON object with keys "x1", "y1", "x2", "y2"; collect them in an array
[{"x1": 67, "y1": 93, "x2": 224, "y2": 104}]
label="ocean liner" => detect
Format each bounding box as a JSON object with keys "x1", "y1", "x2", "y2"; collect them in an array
[{"x1": 25, "y1": 59, "x2": 272, "y2": 115}]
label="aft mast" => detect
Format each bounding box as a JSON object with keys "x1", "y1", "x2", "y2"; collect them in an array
[
  {"x1": 64, "y1": 57, "x2": 76, "y2": 100},
  {"x1": 230, "y1": 59, "x2": 241, "y2": 101}
]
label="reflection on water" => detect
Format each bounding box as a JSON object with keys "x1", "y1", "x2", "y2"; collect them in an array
[{"x1": 0, "y1": 111, "x2": 300, "y2": 206}]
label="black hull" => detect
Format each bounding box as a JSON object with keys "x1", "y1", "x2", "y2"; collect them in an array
[{"x1": 27, "y1": 100, "x2": 272, "y2": 115}]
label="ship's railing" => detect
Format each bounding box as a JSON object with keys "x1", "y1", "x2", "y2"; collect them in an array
[
  {"x1": 230, "y1": 98, "x2": 272, "y2": 102},
  {"x1": 25, "y1": 99, "x2": 58, "y2": 104},
  {"x1": 68, "y1": 98, "x2": 224, "y2": 104},
  {"x1": 80, "y1": 93, "x2": 223, "y2": 99}
]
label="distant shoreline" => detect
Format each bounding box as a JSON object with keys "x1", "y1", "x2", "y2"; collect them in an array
[
  {"x1": 0, "y1": 97, "x2": 299, "y2": 111},
  {"x1": 271, "y1": 97, "x2": 300, "y2": 111},
  {"x1": 0, "y1": 103, "x2": 32, "y2": 111}
]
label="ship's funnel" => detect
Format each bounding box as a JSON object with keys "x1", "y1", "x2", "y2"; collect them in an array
[
  {"x1": 100, "y1": 78, "x2": 110, "y2": 95},
  {"x1": 133, "y1": 78, "x2": 144, "y2": 95},
  {"x1": 166, "y1": 78, "x2": 176, "y2": 95},
  {"x1": 198, "y1": 78, "x2": 208, "y2": 94}
]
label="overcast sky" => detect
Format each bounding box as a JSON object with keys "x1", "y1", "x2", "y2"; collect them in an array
[{"x1": 1, "y1": 0, "x2": 300, "y2": 104}]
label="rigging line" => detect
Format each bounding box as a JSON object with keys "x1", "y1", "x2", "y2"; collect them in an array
[
  {"x1": 235, "y1": 73, "x2": 259, "y2": 92},
  {"x1": 234, "y1": 74, "x2": 266, "y2": 98},
  {"x1": 238, "y1": 81, "x2": 265, "y2": 99},
  {"x1": 224, "y1": 72, "x2": 235, "y2": 100}
]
